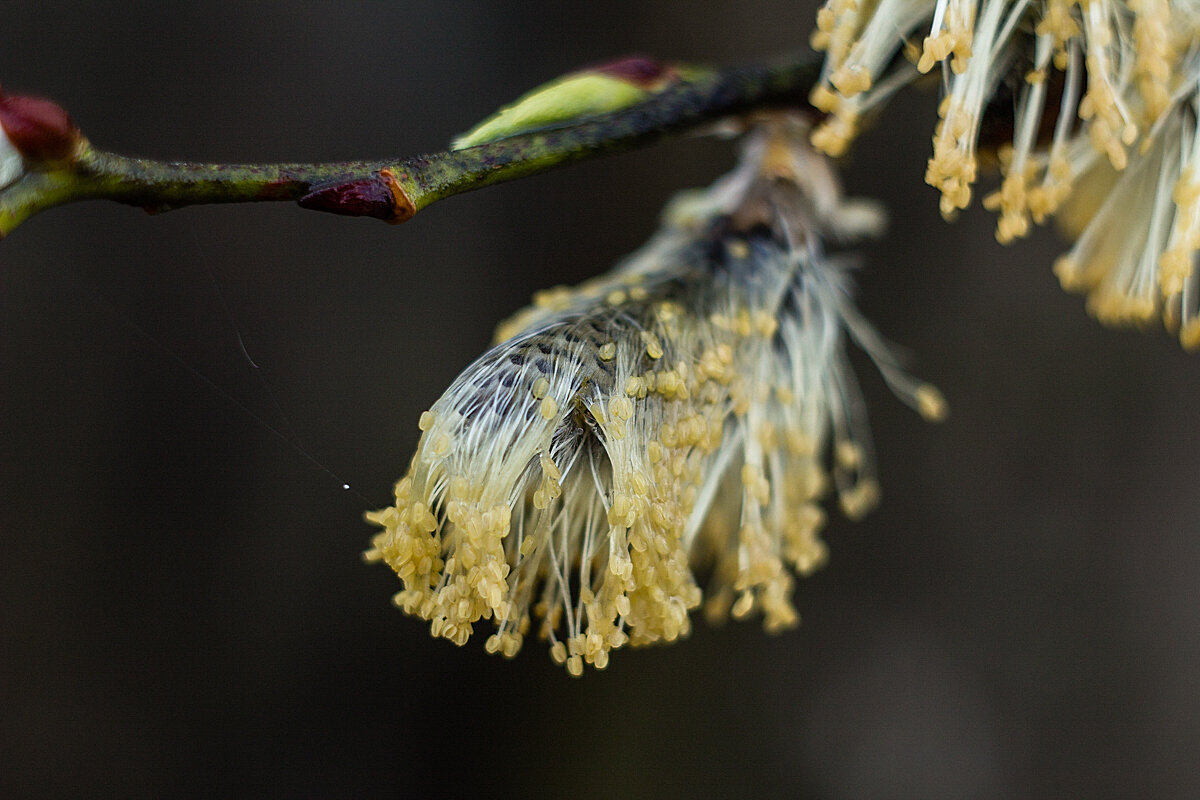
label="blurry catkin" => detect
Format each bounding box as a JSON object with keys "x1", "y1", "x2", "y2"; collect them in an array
[
  {"x1": 809, "y1": 0, "x2": 1200, "y2": 347},
  {"x1": 364, "y1": 116, "x2": 943, "y2": 674}
]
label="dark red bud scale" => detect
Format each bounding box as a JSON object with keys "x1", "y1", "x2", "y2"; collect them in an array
[
  {"x1": 0, "y1": 86, "x2": 82, "y2": 163},
  {"x1": 297, "y1": 168, "x2": 415, "y2": 223}
]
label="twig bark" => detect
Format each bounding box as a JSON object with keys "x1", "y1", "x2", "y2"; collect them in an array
[{"x1": 0, "y1": 55, "x2": 820, "y2": 239}]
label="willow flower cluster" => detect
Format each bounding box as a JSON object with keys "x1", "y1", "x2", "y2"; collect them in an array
[
  {"x1": 810, "y1": 0, "x2": 1200, "y2": 346},
  {"x1": 365, "y1": 118, "x2": 944, "y2": 675}
]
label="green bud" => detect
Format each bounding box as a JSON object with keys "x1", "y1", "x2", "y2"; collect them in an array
[{"x1": 452, "y1": 56, "x2": 701, "y2": 150}]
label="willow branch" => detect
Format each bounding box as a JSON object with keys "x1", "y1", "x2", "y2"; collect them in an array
[{"x1": 0, "y1": 55, "x2": 821, "y2": 239}]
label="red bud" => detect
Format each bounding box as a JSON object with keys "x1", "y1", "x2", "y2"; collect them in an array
[
  {"x1": 0, "y1": 88, "x2": 81, "y2": 163},
  {"x1": 298, "y1": 169, "x2": 415, "y2": 224}
]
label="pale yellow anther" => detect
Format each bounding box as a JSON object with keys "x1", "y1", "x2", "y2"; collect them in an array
[
  {"x1": 1181, "y1": 320, "x2": 1200, "y2": 350},
  {"x1": 731, "y1": 592, "x2": 754, "y2": 620},
  {"x1": 1160, "y1": 250, "x2": 1193, "y2": 297},
  {"x1": 752, "y1": 310, "x2": 778, "y2": 338},
  {"x1": 830, "y1": 63, "x2": 872, "y2": 97},
  {"x1": 811, "y1": 109, "x2": 858, "y2": 157},
  {"x1": 734, "y1": 310, "x2": 753, "y2": 338},
  {"x1": 1036, "y1": 0, "x2": 1080, "y2": 55},
  {"x1": 608, "y1": 493, "x2": 635, "y2": 527},
  {"x1": 815, "y1": 7, "x2": 836, "y2": 38},
  {"x1": 916, "y1": 384, "x2": 948, "y2": 422},
  {"x1": 839, "y1": 479, "x2": 880, "y2": 520},
  {"x1": 655, "y1": 301, "x2": 682, "y2": 324},
  {"x1": 533, "y1": 285, "x2": 571, "y2": 309},
  {"x1": 539, "y1": 454, "x2": 562, "y2": 481},
  {"x1": 641, "y1": 330, "x2": 664, "y2": 359},
  {"x1": 502, "y1": 634, "x2": 522, "y2": 659},
  {"x1": 835, "y1": 440, "x2": 862, "y2": 470},
  {"x1": 808, "y1": 85, "x2": 841, "y2": 114},
  {"x1": 609, "y1": 395, "x2": 634, "y2": 421}
]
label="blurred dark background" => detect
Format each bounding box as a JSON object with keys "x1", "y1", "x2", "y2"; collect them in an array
[{"x1": 2, "y1": 2, "x2": 1198, "y2": 798}]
